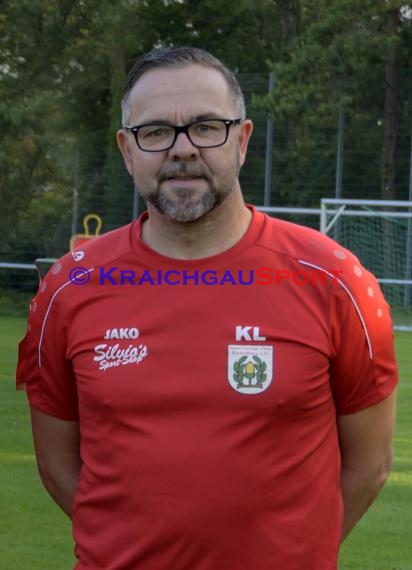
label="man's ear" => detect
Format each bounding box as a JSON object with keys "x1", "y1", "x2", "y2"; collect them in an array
[
  {"x1": 117, "y1": 129, "x2": 134, "y2": 176},
  {"x1": 238, "y1": 119, "x2": 253, "y2": 168}
]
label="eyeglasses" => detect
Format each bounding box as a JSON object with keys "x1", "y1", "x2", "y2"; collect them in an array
[{"x1": 123, "y1": 118, "x2": 242, "y2": 152}]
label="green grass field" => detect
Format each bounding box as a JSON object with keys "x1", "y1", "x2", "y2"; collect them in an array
[{"x1": 1, "y1": 316, "x2": 411, "y2": 569}]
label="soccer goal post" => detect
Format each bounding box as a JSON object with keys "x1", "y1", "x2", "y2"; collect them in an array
[{"x1": 320, "y1": 198, "x2": 412, "y2": 331}]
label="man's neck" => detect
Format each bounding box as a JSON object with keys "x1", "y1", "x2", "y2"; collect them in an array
[{"x1": 141, "y1": 189, "x2": 252, "y2": 260}]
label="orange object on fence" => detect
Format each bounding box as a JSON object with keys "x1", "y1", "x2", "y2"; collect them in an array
[{"x1": 70, "y1": 213, "x2": 103, "y2": 250}]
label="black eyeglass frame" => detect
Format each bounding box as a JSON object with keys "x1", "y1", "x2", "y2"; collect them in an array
[{"x1": 123, "y1": 118, "x2": 242, "y2": 152}]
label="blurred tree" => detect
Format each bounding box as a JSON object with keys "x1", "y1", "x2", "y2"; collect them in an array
[
  {"x1": 0, "y1": 0, "x2": 104, "y2": 257},
  {"x1": 1, "y1": 0, "x2": 411, "y2": 263},
  {"x1": 255, "y1": 0, "x2": 412, "y2": 203}
]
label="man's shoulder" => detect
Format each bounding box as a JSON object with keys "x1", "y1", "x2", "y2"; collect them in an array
[
  {"x1": 35, "y1": 222, "x2": 135, "y2": 299},
  {"x1": 257, "y1": 213, "x2": 379, "y2": 291},
  {"x1": 68, "y1": 222, "x2": 135, "y2": 266},
  {"x1": 259, "y1": 214, "x2": 349, "y2": 262},
  {"x1": 259, "y1": 212, "x2": 393, "y2": 329}
]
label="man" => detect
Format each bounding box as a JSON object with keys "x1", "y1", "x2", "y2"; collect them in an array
[{"x1": 17, "y1": 47, "x2": 398, "y2": 570}]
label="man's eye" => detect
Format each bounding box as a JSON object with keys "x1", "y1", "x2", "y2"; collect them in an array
[
  {"x1": 142, "y1": 127, "x2": 170, "y2": 139},
  {"x1": 195, "y1": 122, "x2": 219, "y2": 133}
]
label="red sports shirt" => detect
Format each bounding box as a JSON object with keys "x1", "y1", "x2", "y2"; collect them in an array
[{"x1": 17, "y1": 207, "x2": 398, "y2": 570}]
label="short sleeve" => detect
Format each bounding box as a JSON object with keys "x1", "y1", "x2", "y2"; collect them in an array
[
  {"x1": 16, "y1": 278, "x2": 79, "y2": 421},
  {"x1": 328, "y1": 259, "x2": 398, "y2": 415}
]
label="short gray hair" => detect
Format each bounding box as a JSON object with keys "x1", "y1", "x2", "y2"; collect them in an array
[{"x1": 121, "y1": 46, "x2": 246, "y2": 126}]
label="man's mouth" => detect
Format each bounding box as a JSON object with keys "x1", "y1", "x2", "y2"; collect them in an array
[
  {"x1": 166, "y1": 175, "x2": 203, "y2": 180},
  {"x1": 163, "y1": 176, "x2": 206, "y2": 186}
]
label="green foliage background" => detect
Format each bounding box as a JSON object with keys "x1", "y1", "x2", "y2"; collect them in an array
[{"x1": 1, "y1": 0, "x2": 411, "y2": 262}]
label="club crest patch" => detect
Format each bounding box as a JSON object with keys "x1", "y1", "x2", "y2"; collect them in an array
[{"x1": 228, "y1": 345, "x2": 273, "y2": 394}]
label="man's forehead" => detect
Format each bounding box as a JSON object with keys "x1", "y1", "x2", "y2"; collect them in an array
[{"x1": 128, "y1": 65, "x2": 233, "y2": 120}]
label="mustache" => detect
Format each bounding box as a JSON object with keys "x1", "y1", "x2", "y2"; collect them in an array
[{"x1": 158, "y1": 164, "x2": 210, "y2": 182}]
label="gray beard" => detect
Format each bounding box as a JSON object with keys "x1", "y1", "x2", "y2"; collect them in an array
[
  {"x1": 142, "y1": 150, "x2": 241, "y2": 222},
  {"x1": 145, "y1": 185, "x2": 231, "y2": 223}
]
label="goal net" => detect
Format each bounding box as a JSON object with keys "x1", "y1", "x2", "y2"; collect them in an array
[{"x1": 320, "y1": 199, "x2": 412, "y2": 331}]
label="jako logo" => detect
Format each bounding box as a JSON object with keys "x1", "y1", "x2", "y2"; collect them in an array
[
  {"x1": 71, "y1": 250, "x2": 85, "y2": 262},
  {"x1": 104, "y1": 327, "x2": 140, "y2": 340}
]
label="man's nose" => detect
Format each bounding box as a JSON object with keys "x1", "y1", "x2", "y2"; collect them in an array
[{"x1": 168, "y1": 131, "x2": 200, "y2": 159}]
